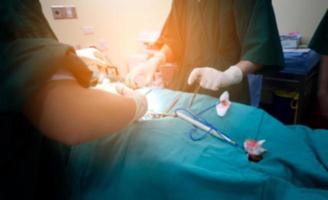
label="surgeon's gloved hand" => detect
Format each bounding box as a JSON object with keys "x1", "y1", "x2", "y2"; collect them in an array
[
  {"x1": 126, "y1": 52, "x2": 165, "y2": 89},
  {"x1": 76, "y1": 47, "x2": 109, "y2": 69},
  {"x1": 115, "y1": 84, "x2": 148, "y2": 122},
  {"x1": 187, "y1": 66, "x2": 243, "y2": 91}
]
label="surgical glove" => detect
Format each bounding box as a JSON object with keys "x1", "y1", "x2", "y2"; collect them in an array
[
  {"x1": 188, "y1": 66, "x2": 243, "y2": 91},
  {"x1": 115, "y1": 84, "x2": 148, "y2": 121},
  {"x1": 126, "y1": 52, "x2": 165, "y2": 89},
  {"x1": 76, "y1": 47, "x2": 109, "y2": 69}
]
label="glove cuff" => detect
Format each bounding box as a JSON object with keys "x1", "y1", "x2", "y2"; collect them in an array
[
  {"x1": 154, "y1": 51, "x2": 166, "y2": 63},
  {"x1": 223, "y1": 65, "x2": 243, "y2": 87},
  {"x1": 130, "y1": 93, "x2": 148, "y2": 122}
]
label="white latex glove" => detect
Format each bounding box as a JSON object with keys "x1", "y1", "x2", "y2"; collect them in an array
[
  {"x1": 115, "y1": 84, "x2": 148, "y2": 121},
  {"x1": 76, "y1": 48, "x2": 109, "y2": 70},
  {"x1": 126, "y1": 52, "x2": 165, "y2": 89},
  {"x1": 187, "y1": 66, "x2": 243, "y2": 91}
]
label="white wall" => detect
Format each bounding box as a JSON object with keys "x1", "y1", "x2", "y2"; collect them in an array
[
  {"x1": 40, "y1": 0, "x2": 172, "y2": 74},
  {"x1": 272, "y1": 0, "x2": 327, "y2": 43}
]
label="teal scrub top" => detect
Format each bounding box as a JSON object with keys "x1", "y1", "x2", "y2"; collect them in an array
[
  {"x1": 0, "y1": 1, "x2": 91, "y2": 199},
  {"x1": 157, "y1": 0, "x2": 284, "y2": 102},
  {"x1": 309, "y1": 10, "x2": 328, "y2": 56}
]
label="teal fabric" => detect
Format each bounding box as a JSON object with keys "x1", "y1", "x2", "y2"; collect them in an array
[{"x1": 67, "y1": 88, "x2": 328, "y2": 200}]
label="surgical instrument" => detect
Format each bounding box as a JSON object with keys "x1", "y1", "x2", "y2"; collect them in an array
[
  {"x1": 164, "y1": 94, "x2": 181, "y2": 113},
  {"x1": 189, "y1": 83, "x2": 201, "y2": 108},
  {"x1": 175, "y1": 110, "x2": 236, "y2": 145}
]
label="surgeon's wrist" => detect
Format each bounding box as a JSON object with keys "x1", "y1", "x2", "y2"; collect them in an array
[
  {"x1": 130, "y1": 93, "x2": 148, "y2": 122},
  {"x1": 222, "y1": 65, "x2": 243, "y2": 86},
  {"x1": 152, "y1": 51, "x2": 166, "y2": 65}
]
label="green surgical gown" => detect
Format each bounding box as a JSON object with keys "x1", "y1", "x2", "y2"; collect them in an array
[
  {"x1": 309, "y1": 10, "x2": 328, "y2": 56},
  {"x1": 0, "y1": 1, "x2": 91, "y2": 199},
  {"x1": 157, "y1": 0, "x2": 284, "y2": 102}
]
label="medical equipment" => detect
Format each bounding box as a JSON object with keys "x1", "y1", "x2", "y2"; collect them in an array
[
  {"x1": 175, "y1": 110, "x2": 236, "y2": 145},
  {"x1": 146, "y1": 111, "x2": 175, "y2": 119},
  {"x1": 189, "y1": 83, "x2": 201, "y2": 108},
  {"x1": 164, "y1": 94, "x2": 181, "y2": 113},
  {"x1": 144, "y1": 94, "x2": 180, "y2": 119},
  {"x1": 145, "y1": 109, "x2": 236, "y2": 145},
  {"x1": 145, "y1": 90, "x2": 236, "y2": 145},
  {"x1": 143, "y1": 88, "x2": 153, "y2": 96}
]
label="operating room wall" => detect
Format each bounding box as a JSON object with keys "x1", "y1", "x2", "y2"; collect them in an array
[
  {"x1": 40, "y1": 0, "x2": 172, "y2": 75},
  {"x1": 272, "y1": 0, "x2": 327, "y2": 44}
]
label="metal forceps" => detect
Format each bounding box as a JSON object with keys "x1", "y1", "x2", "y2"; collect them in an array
[
  {"x1": 189, "y1": 83, "x2": 201, "y2": 108},
  {"x1": 164, "y1": 94, "x2": 182, "y2": 113},
  {"x1": 146, "y1": 94, "x2": 181, "y2": 119}
]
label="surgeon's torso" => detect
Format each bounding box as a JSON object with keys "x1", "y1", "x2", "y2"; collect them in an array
[{"x1": 170, "y1": 0, "x2": 245, "y2": 101}]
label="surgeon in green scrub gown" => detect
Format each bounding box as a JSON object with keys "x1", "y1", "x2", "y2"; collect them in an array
[
  {"x1": 309, "y1": 9, "x2": 328, "y2": 119},
  {"x1": 126, "y1": 0, "x2": 284, "y2": 103},
  {"x1": 0, "y1": 1, "x2": 148, "y2": 199},
  {"x1": 0, "y1": 1, "x2": 91, "y2": 199}
]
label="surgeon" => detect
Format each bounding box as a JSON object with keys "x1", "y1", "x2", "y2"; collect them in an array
[
  {"x1": 126, "y1": 0, "x2": 284, "y2": 103},
  {"x1": 0, "y1": 0, "x2": 147, "y2": 199},
  {"x1": 309, "y1": 9, "x2": 328, "y2": 119}
]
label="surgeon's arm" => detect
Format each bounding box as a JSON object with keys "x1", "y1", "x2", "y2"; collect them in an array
[
  {"x1": 235, "y1": 60, "x2": 262, "y2": 76},
  {"x1": 23, "y1": 80, "x2": 137, "y2": 145},
  {"x1": 125, "y1": 44, "x2": 173, "y2": 88},
  {"x1": 157, "y1": 44, "x2": 174, "y2": 63}
]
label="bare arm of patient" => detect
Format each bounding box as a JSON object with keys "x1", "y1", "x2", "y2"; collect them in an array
[{"x1": 23, "y1": 80, "x2": 136, "y2": 145}]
